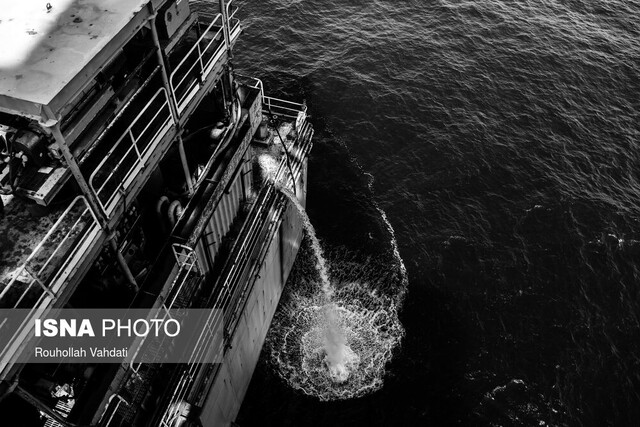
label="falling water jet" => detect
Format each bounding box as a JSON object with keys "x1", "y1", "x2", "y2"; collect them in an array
[
  {"x1": 257, "y1": 150, "x2": 404, "y2": 399},
  {"x1": 277, "y1": 184, "x2": 359, "y2": 383}
]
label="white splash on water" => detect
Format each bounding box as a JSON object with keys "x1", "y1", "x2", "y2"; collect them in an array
[
  {"x1": 271, "y1": 278, "x2": 404, "y2": 401},
  {"x1": 271, "y1": 184, "x2": 404, "y2": 399},
  {"x1": 280, "y1": 187, "x2": 354, "y2": 383},
  {"x1": 256, "y1": 146, "x2": 404, "y2": 400}
]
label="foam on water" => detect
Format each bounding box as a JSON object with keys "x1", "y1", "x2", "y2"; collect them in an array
[
  {"x1": 269, "y1": 183, "x2": 404, "y2": 399},
  {"x1": 271, "y1": 279, "x2": 404, "y2": 401},
  {"x1": 279, "y1": 186, "x2": 354, "y2": 383}
]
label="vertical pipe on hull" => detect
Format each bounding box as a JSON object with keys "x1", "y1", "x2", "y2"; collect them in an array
[
  {"x1": 47, "y1": 122, "x2": 107, "y2": 225},
  {"x1": 109, "y1": 237, "x2": 139, "y2": 291},
  {"x1": 149, "y1": 13, "x2": 194, "y2": 196},
  {"x1": 219, "y1": 0, "x2": 232, "y2": 60},
  {"x1": 176, "y1": 134, "x2": 193, "y2": 195}
]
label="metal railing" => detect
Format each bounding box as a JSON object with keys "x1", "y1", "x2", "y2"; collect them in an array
[
  {"x1": 128, "y1": 247, "x2": 201, "y2": 374},
  {"x1": 169, "y1": 0, "x2": 242, "y2": 114},
  {"x1": 264, "y1": 96, "x2": 307, "y2": 121},
  {"x1": 165, "y1": 246, "x2": 200, "y2": 310},
  {"x1": 220, "y1": 122, "x2": 314, "y2": 332},
  {"x1": 227, "y1": 0, "x2": 241, "y2": 36},
  {"x1": 99, "y1": 394, "x2": 130, "y2": 427},
  {"x1": 169, "y1": 14, "x2": 226, "y2": 113},
  {"x1": 156, "y1": 248, "x2": 215, "y2": 427},
  {"x1": 0, "y1": 196, "x2": 100, "y2": 368},
  {"x1": 88, "y1": 88, "x2": 173, "y2": 216},
  {"x1": 236, "y1": 74, "x2": 264, "y2": 101},
  {"x1": 236, "y1": 74, "x2": 307, "y2": 129},
  {"x1": 171, "y1": 243, "x2": 196, "y2": 269}
]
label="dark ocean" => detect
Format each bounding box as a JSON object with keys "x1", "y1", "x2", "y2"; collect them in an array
[{"x1": 197, "y1": 1, "x2": 640, "y2": 425}]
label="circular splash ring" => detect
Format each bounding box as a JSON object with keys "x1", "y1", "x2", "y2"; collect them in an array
[{"x1": 269, "y1": 282, "x2": 404, "y2": 401}]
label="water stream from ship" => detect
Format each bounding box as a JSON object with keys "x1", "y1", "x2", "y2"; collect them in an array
[
  {"x1": 278, "y1": 187, "x2": 360, "y2": 384},
  {"x1": 265, "y1": 176, "x2": 403, "y2": 400}
]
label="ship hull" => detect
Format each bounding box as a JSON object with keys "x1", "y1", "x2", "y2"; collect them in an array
[{"x1": 200, "y1": 162, "x2": 307, "y2": 426}]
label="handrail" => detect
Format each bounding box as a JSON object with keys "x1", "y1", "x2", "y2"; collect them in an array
[
  {"x1": 129, "y1": 248, "x2": 200, "y2": 373},
  {"x1": 226, "y1": 0, "x2": 239, "y2": 21},
  {"x1": 263, "y1": 95, "x2": 307, "y2": 120},
  {"x1": 164, "y1": 251, "x2": 199, "y2": 310},
  {"x1": 0, "y1": 196, "x2": 98, "y2": 306},
  {"x1": 0, "y1": 196, "x2": 100, "y2": 368},
  {"x1": 99, "y1": 394, "x2": 129, "y2": 427},
  {"x1": 169, "y1": 14, "x2": 226, "y2": 113},
  {"x1": 88, "y1": 88, "x2": 173, "y2": 216},
  {"x1": 236, "y1": 74, "x2": 264, "y2": 102},
  {"x1": 235, "y1": 75, "x2": 308, "y2": 126},
  {"x1": 226, "y1": 0, "x2": 241, "y2": 36},
  {"x1": 171, "y1": 243, "x2": 196, "y2": 268}
]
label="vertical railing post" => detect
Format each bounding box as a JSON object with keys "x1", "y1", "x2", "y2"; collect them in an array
[
  {"x1": 197, "y1": 43, "x2": 205, "y2": 78},
  {"x1": 149, "y1": 12, "x2": 194, "y2": 196},
  {"x1": 219, "y1": 0, "x2": 233, "y2": 59}
]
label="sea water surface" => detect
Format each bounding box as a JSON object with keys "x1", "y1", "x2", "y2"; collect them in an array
[{"x1": 196, "y1": 0, "x2": 640, "y2": 425}]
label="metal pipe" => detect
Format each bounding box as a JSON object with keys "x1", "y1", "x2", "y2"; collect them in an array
[
  {"x1": 47, "y1": 122, "x2": 108, "y2": 227},
  {"x1": 219, "y1": 0, "x2": 233, "y2": 59},
  {"x1": 149, "y1": 14, "x2": 194, "y2": 195},
  {"x1": 177, "y1": 135, "x2": 194, "y2": 195},
  {"x1": 109, "y1": 236, "x2": 138, "y2": 291},
  {"x1": 273, "y1": 122, "x2": 297, "y2": 196}
]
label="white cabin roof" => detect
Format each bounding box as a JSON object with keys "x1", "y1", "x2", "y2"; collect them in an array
[{"x1": 0, "y1": 0, "x2": 157, "y2": 122}]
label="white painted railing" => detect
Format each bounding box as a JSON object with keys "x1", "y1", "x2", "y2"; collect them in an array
[
  {"x1": 236, "y1": 74, "x2": 264, "y2": 101},
  {"x1": 129, "y1": 247, "x2": 200, "y2": 374},
  {"x1": 0, "y1": 196, "x2": 100, "y2": 370},
  {"x1": 169, "y1": 14, "x2": 226, "y2": 113},
  {"x1": 0, "y1": 196, "x2": 98, "y2": 307},
  {"x1": 99, "y1": 394, "x2": 130, "y2": 427},
  {"x1": 169, "y1": 1, "x2": 242, "y2": 114},
  {"x1": 227, "y1": 0, "x2": 241, "y2": 35},
  {"x1": 264, "y1": 96, "x2": 307, "y2": 121},
  {"x1": 165, "y1": 246, "x2": 200, "y2": 310},
  {"x1": 88, "y1": 88, "x2": 173, "y2": 216},
  {"x1": 236, "y1": 74, "x2": 307, "y2": 127}
]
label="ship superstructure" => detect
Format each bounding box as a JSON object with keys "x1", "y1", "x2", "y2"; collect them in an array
[{"x1": 0, "y1": 1, "x2": 313, "y2": 425}]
